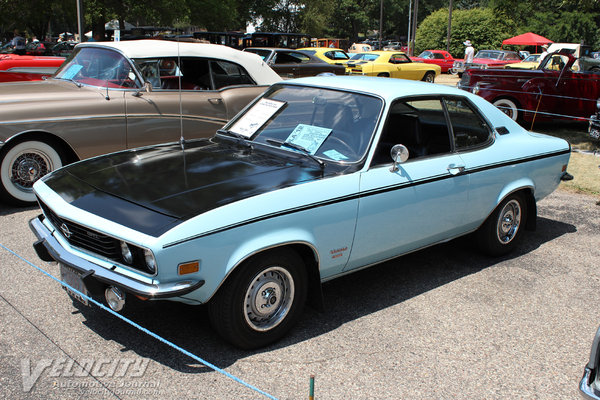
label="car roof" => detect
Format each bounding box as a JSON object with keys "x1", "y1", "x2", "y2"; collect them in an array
[
  {"x1": 281, "y1": 75, "x2": 468, "y2": 101},
  {"x1": 77, "y1": 39, "x2": 281, "y2": 84}
]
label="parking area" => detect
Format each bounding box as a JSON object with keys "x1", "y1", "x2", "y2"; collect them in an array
[{"x1": 1, "y1": 188, "x2": 599, "y2": 399}]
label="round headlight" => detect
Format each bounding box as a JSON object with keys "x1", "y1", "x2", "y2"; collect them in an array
[
  {"x1": 144, "y1": 249, "x2": 156, "y2": 273},
  {"x1": 120, "y1": 242, "x2": 133, "y2": 264},
  {"x1": 596, "y1": 98, "x2": 600, "y2": 110}
]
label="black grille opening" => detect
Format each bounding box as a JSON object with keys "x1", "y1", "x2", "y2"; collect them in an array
[{"x1": 37, "y1": 199, "x2": 151, "y2": 273}]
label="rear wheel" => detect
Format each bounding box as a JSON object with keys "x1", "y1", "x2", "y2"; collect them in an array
[
  {"x1": 377, "y1": 72, "x2": 390, "y2": 77},
  {"x1": 0, "y1": 140, "x2": 64, "y2": 205},
  {"x1": 208, "y1": 249, "x2": 307, "y2": 349},
  {"x1": 422, "y1": 72, "x2": 435, "y2": 83},
  {"x1": 477, "y1": 192, "x2": 528, "y2": 256},
  {"x1": 492, "y1": 98, "x2": 520, "y2": 122}
]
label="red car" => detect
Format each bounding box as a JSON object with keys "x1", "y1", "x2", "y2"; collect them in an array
[
  {"x1": 457, "y1": 51, "x2": 600, "y2": 123},
  {"x1": 452, "y1": 50, "x2": 522, "y2": 76},
  {"x1": 410, "y1": 50, "x2": 456, "y2": 73},
  {"x1": 0, "y1": 54, "x2": 64, "y2": 82}
]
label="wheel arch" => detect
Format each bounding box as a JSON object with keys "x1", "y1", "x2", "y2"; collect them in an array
[
  {"x1": 494, "y1": 184, "x2": 537, "y2": 231},
  {"x1": 215, "y1": 238, "x2": 324, "y2": 311},
  {"x1": 1, "y1": 130, "x2": 79, "y2": 164}
]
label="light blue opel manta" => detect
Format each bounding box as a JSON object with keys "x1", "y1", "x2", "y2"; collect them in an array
[{"x1": 30, "y1": 76, "x2": 572, "y2": 348}]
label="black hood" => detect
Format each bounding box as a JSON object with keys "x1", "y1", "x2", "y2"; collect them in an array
[{"x1": 42, "y1": 138, "x2": 333, "y2": 236}]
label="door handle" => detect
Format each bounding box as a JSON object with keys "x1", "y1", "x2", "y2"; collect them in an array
[
  {"x1": 447, "y1": 164, "x2": 466, "y2": 175},
  {"x1": 208, "y1": 98, "x2": 223, "y2": 105}
]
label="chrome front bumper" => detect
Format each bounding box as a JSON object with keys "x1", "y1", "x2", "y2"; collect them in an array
[
  {"x1": 580, "y1": 368, "x2": 600, "y2": 399},
  {"x1": 29, "y1": 215, "x2": 204, "y2": 299}
]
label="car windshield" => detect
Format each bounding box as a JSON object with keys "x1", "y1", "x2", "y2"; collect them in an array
[
  {"x1": 223, "y1": 85, "x2": 383, "y2": 164},
  {"x1": 350, "y1": 53, "x2": 379, "y2": 62},
  {"x1": 244, "y1": 48, "x2": 271, "y2": 61},
  {"x1": 417, "y1": 51, "x2": 433, "y2": 59},
  {"x1": 475, "y1": 51, "x2": 502, "y2": 60},
  {"x1": 524, "y1": 54, "x2": 540, "y2": 62},
  {"x1": 54, "y1": 47, "x2": 142, "y2": 89}
]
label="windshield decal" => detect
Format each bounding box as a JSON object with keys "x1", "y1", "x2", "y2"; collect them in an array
[
  {"x1": 230, "y1": 98, "x2": 286, "y2": 138},
  {"x1": 61, "y1": 64, "x2": 83, "y2": 80},
  {"x1": 285, "y1": 124, "x2": 332, "y2": 155}
]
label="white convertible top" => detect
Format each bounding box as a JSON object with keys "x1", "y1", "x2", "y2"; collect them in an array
[{"x1": 78, "y1": 39, "x2": 281, "y2": 85}]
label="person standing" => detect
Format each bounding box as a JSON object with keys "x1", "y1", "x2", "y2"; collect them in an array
[
  {"x1": 463, "y1": 40, "x2": 474, "y2": 66},
  {"x1": 11, "y1": 30, "x2": 26, "y2": 55}
]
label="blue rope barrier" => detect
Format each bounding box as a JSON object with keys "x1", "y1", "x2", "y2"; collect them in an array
[{"x1": 0, "y1": 242, "x2": 279, "y2": 400}]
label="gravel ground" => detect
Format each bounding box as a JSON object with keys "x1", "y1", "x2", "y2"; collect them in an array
[{"x1": 0, "y1": 188, "x2": 598, "y2": 399}]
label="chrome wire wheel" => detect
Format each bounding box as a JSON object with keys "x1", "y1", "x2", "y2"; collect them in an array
[
  {"x1": 244, "y1": 266, "x2": 295, "y2": 332},
  {"x1": 0, "y1": 140, "x2": 63, "y2": 204},
  {"x1": 496, "y1": 199, "x2": 522, "y2": 244}
]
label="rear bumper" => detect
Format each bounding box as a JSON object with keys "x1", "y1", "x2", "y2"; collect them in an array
[{"x1": 29, "y1": 215, "x2": 204, "y2": 299}]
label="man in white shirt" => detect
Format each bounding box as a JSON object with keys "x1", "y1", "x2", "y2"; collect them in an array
[{"x1": 464, "y1": 40, "x2": 474, "y2": 65}]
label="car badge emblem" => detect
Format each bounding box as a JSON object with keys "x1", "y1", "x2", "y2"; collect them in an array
[{"x1": 60, "y1": 223, "x2": 72, "y2": 239}]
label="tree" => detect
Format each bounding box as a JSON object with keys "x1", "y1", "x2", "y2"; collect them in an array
[{"x1": 415, "y1": 7, "x2": 516, "y2": 57}]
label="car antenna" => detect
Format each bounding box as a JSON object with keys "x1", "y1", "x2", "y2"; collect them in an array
[{"x1": 178, "y1": 35, "x2": 185, "y2": 151}]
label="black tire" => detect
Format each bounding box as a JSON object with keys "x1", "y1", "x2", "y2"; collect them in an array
[
  {"x1": 208, "y1": 248, "x2": 307, "y2": 349},
  {"x1": 477, "y1": 192, "x2": 528, "y2": 256},
  {"x1": 0, "y1": 139, "x2": 64, "y2": 206},
  {"x1": 422, "y1": 72, "x2": 435, "y2": 83}
]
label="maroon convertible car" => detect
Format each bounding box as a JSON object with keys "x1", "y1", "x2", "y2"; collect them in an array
[{"x1": 458, "y1": 51, "x2": 600, "y2": 123}]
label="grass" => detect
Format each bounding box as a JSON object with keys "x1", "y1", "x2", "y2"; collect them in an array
[{"x1": 531, "y1": 121, "x2": 600, "y2": 196}]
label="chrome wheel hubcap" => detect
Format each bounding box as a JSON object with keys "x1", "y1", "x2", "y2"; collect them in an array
[
  {"x1": 244, "y1": 267, "x2": 294, "y2": 332},
  {"x1": 496, "y1": 199, "x2": 522, "y2": 244},
  {"x1": 10, "y1": 151, "x2": 52, "y2": 191}
]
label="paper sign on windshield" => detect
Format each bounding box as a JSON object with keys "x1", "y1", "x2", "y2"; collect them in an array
[
  {"x1": 229, "y1": 99, "x2": 286, "y2": 138},
  {"x1": 61, "y1": 64, "x2": 83, "y2": 80},
  {"x1": 285, "y1": 124, "x2": 332, "y2": 155}
]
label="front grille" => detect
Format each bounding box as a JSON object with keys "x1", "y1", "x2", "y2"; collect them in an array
[{"x1": 38, "y1": 199, "x2": 121, "y2": 260}]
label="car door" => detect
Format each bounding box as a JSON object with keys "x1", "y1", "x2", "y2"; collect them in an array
[
  {"x1": 389, "y1": 53, "x2": 422, "y2": 80},
  {"x1": 345, "y1": 97, "x2": 469, "y2": 271},
  {"x1": 125, "y1": 57, "x2": 233, "y2": 149}
]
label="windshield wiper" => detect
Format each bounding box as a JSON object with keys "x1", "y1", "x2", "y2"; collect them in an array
[
  {"x1": 217, "y1": 129, "x2": 252, "y2": 149},
  {"x1": 266, "y1": 139, "x2": 325, "y2": 170},
  {"x1": 57, "y1": 77, "x2": 82, "y2": 88}
]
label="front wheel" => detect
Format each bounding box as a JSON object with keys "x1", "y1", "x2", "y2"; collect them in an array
[
  {"x1": 0, "y1": 140, "x2": 64, "y2": 205},
  {"x1": 477, "y1": 192, "x2": 528, "y2": 256},
  {"x1": 208, "y1": 249, "x2": 307, "y2": 349},
  {"x1": 492, "y1": 98, "x2": 520, "y2": 122},
  {"x1": 422, "y1": 72, "x2": 435, "y2": 83}
]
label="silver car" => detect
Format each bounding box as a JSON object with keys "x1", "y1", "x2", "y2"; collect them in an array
[{"x1": 0, "y1": 39, "x2": 281, "y2": 205}]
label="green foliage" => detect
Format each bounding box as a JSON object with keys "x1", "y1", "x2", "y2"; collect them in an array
[{"x1": 415, "y1": 7, "x2": 517, "y2": 58}]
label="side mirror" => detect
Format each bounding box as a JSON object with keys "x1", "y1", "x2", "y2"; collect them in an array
[
  {"x1": 144, "y1": 81, "x2": 153, "y2": 92},
  {"x1": 390, "y1": 144, "x2": 409, "y2": 172}
]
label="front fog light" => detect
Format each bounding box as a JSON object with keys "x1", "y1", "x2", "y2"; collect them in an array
[
  {"x1": 144, "y1": 249, "x2": 156, "y2": 273},
  {"x1": 120, "y1": 242, "x2": 133, "y2": 264},
  {"x1": 105, "y1": 286, "x2": 126, "y2": 312}
]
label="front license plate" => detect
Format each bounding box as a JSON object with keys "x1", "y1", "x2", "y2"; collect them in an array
[{"x1": 59, "y1": 264, "x2": 89, "y2": 306}]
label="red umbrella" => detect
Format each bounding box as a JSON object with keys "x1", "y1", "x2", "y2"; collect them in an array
[{"x1": 502, "y1": 32, "x2": 553, "y2": 53}]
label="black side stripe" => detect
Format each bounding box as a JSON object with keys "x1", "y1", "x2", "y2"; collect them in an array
[{"x1": 163, "y1": 148, "x2": 570, "y2": 248}]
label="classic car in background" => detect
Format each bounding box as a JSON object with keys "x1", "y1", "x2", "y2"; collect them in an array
[
  {"x1": 580, "y1": 326, "x2": 600, "y2": 399},
  {"x1": 590, "y1": 102, "x2": 600, "y2": 140},
  {"x1": 30, "y1": 76, "x2": 571, "y2": 349},
  {"x1": 410, "y1": 50, "x2": 457, "y2": 73},
  {"x1": 0, "y1": 54, "x2": 65, "y2": 82},
  {"x1": 452, "y1": 49, "x2": 522, "y2": 75},
  {"x1": 504, "y1": 53, "x2": 542, "y2": 70},
  {"x1": 458, "y1": 51, "x2": 600, "y2": 123},
  {"x1": 297, "y1": 47, "x2": 350, "y2": 65},
  {"x1": 0, "y1": 39, "x2": 281, "y2": 205},
  {"x1": 346, "y1": 51, "x2": 440, "y2": 82},
  {"x1": 348, "y1": 42, "x2": 372, "y2": 53},
  {"x1": 243, "y1": 47, "x2": 345, "y2": 78}
]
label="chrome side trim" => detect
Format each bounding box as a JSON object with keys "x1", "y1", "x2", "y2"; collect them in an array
[{"x1": 29, "y1": 217, "x2": 203, "y2": 298}]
